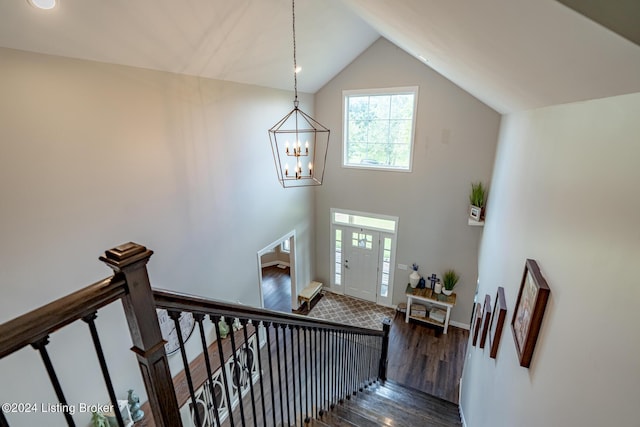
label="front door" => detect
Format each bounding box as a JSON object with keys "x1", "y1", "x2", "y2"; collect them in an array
[{"x1": 343, "y1": 227, "x2": 379, "y2": 302}]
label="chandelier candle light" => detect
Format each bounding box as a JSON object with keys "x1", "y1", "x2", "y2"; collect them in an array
[{"x1": 268, "y1": 0, "x2": 330, "y2": 188}]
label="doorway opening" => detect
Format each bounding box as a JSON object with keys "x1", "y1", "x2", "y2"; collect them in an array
[{"x1": 257, "y1": 231, "x2": 297, "y2": 312}]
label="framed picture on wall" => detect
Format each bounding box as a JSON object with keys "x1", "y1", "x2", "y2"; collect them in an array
[
  {"x1": 489, "y1": 287, "x2": 507, "y2": 359},
  {"x1": 511, "y1": 259, "x2": 551, "y2": 368},
  {"x1": 469, "y1": 205, "x2": 482, "y2": 221},
  {"x1": 471, "y1": 302, "x2": 482, "y2": 346},
  {"x1": 479, "y1": 294, "x2": 491, "y2": 349}
]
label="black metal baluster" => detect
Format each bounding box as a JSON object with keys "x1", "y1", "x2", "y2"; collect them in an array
[
  {"x1": 31, "y1": 337, "x2": 76, "y2": 427},
  {"x1": 82, "y1": 312, "x2": 125, "y2": 427},
  {"x1": 169, "y1": 310, "x2": 202, "y2": 427},
  {"x1": 253, "y1": 321, "x2": 267, "y2": 427},
  {"x1": 296, "y1": 326, "x2": 304, "y2": 426},
  {"x1": 273, "y1": 323, "x2": 289, "y2": 424},
  {"x1": 303, "y1": 327, "x2": 309, "y2": 423},
  {"x1": 341, "y1": 332, "x2": 351, "y2": 402},
  {"x1": 0, "y1": 407, "x2": 8, "y2": 427},
  {"x1": 313, "y1": 328, "x2": 318, "y2": 419},
  {"x1": 325, "y1": 329, "x2": 330, "y2": 413},
  {"x1": 228, "y1": 317, "x2": 247, "y2": 427},
  {"x1": 212, "y1": 315, "x2": 235, "y2": 427},
  {"x1": 288, "y1": 325, "x2": 297, "y2": 426},
  {"x1": 194, "y1": 314, "x2": 222, "y2": 427},
  {"x1": 367, "y1": 337, "x2": 375, "y2": 386},
  {"x1": 334, "y1": 331, "x2": 344, "y2": 405},
  {"x1": 358, "y1": 334, "x2": 364, "y2": 392},
  {"x1": 347, "y1": 333, "x2": 354, "y2": 399},
  {"x1": 264, "y1": 322, "x2": 277, "y2": 427},
  {"x1": 240, "y1": 319, "x2": 258, "y2": 427},
  {"x1": 277, "y1": 325, "x2": 295, "y2": 426},
  {"x1": 330, "y1": 330, "x2": 337, "y2": 408}
]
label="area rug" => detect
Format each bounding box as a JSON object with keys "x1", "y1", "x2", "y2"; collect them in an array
[{"x1": 307, "y1": 291, "x2": 395, "y2": 331}]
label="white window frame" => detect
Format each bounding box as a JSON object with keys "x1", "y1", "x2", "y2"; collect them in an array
[
  {"x1": 330, "y1": 208, "x2": 398, "y2": 307},
  {"x1": 342, "y1": 86, "x2": 419, "y2": 172}
]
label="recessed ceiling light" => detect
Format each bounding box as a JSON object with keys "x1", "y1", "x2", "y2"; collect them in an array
[
  {"x1": 28, "y1": 0, "x2": 57, "y2": 10},
  {"x1": 418, "y1": 55, "x2": 428, "y2": 62}
]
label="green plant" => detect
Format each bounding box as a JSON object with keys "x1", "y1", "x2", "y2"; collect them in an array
[
  {"x1": 442, "y1": 269, "x2": 459, "y2": 291},
  {"x1": 469, "y1": 182, "x2": 487, "y2": 208}
]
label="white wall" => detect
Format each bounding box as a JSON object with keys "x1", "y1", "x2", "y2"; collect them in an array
[
  {"x1": 314, "y1": 38, "x2": 500, "y2": 325},
  {"x1": 460, "y1": 92, "x2": 640, "y2": 426},
  {"x1": 0, "y1": 47, "x2": 315, "y2": 426}
]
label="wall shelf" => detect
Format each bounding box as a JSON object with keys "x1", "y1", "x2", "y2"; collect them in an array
[{"x1": 468, "y1": 218, "x2": 485, "y2": 226}]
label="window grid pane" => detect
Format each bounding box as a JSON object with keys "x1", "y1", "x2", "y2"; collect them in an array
[{"x1": 344, "y1": 88, "x2": 416, "y2": 170}]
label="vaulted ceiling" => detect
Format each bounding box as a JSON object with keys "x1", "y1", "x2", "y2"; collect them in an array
[{"x1": 1, "y1": 0, "x2": 639, "y2": 114}]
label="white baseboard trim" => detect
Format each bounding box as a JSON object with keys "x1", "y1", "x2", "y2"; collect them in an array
[
  {"x1": 459, "y1": 376, "x2": 467, "y2": 427},
  {"x1": 450, "y1": 320, "x2": 470, "y2": 330}
]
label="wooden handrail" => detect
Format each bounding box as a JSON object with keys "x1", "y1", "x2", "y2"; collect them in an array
[
  {"x1": 153, "y1": 288, "x2": 385, "y2": 337},
  {"x1": 0, "y1": 275, "x2": 127, "y2": 359}
]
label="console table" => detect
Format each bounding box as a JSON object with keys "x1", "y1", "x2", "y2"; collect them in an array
[{"x1": 405, "y1": 284, "x2": 456, "y2": 334}]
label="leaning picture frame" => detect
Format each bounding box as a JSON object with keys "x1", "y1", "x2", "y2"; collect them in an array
[
  {"x1": 511, "y1": 259, "x2": 550, "y2": 368},
  {"x1": 469, "y1": 205, "x2": 482, "y2": 221},
  {"x1": 471, "y1": 302, "x2": 482, "y2": 346}
]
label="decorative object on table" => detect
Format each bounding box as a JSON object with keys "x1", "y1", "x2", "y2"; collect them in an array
[
  {"x1": 156, "y1": 308, "x2": 195, "y2": 355},
  {"x1": 511, "y1": 259, "x2": 551, "y2": 368},
  {"x1": 268, "y1": 0, "x2": 330, "y2": 188},
  {"x1": 479, "y1": 294, "x2": 492, "y2": 349},
  {"x1": 232, "y1": 317, "x2": 242, "y2": 331},
  {"x1": 442, "y1": 269, "x2": 459, "y2": 296},
  {"x1": 429, "y1": 308, "x2": 446, "y2": 323},
  {"x1": 409, "y1": 263, "x2": 421, "y2": 288},
  {"x1": 217, "y1": 317, "x2": 229, "y2": 339},
  {"x1": 489, "y1": 286, "x2": 507, "y2": 359},
  {"x1": 417, "y1": 277, "x2": 426, "y2": 289},
  {"x1": 127, "y1": 389, "x2": 144, "y2": 422},
  {"x1": 410, "y1": 304, "x2": 427, "y2": 318},
  {"x1": 434, "y1": 281, "x2": 442, "y2": 294},
  {"x1": 427, "y1": 273, "x2": 440, "y2": 290},
  {"x1": 104, "y1": 400, "x2": 133, "y2": 427},
  {"x1": 91, "y1": 411, "x2": 109, "y2": 427},
  {"x1": 469, "y1": 181, "x2": 487, "y2": 221},
  {"x1": 471, "y1": 302, "x2": 482, "y2": 346}
]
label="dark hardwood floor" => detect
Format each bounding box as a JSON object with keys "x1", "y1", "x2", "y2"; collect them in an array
[
  {"x1": 261, "y1": 265, "x2": 292, "y2": 313},
  {"x1": 386, "y1": 314, "x2": 468, "y2": 404}
]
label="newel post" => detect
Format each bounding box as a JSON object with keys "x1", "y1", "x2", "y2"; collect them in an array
[
  {"x1": 378, "y1": 317, "x2": 392, "y2": 381},
  {"x1": 100, "y1": 242, "x2": 182, "y2": 427}
]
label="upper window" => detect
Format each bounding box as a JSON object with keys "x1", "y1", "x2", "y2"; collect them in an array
[{"x1": 343, "y1": 87, "x2": 418, "y2": 171}]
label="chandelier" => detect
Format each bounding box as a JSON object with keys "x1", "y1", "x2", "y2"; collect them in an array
[{"x1": 268, "y1": 0, "x2": 330, "y2": 188}]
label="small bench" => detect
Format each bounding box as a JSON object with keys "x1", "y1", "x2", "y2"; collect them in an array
[{"x1": 297, "y1": 281, "x2": 323, "y2": 309}]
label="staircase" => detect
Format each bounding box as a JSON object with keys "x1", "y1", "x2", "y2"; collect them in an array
[
  {"x1": 0, "y1": 242, "x2": 462, "y2": 427},
  {"x1": 309, "y1": 380, "x2": 461, "y2": 427}
]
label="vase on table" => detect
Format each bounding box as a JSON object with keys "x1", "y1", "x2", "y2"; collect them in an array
[
  {"x1": 434, "y1": 283, "x2": 442, "y2": 294},
  {"x1": 409, "y1": 270, "x2": 420, "y2": 288}
]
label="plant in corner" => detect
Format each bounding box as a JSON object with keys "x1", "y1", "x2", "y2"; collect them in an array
[
  {"x1": 469, "y1": 181, "x2": 487, "y2": 220},
  {"x1": 442, "y1": 269, "x2": 459, "y2": 296}
]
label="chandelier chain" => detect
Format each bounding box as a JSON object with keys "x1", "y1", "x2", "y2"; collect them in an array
[{"x1": 292, "y1": 0, "x2": 298, "y2": 105}]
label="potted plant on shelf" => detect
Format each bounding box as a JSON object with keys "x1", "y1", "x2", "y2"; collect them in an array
[
  {"x1": 469, "y1": 181, "x2": 487, "y2": 221},
  {"x1": 442, "y1": 269, "x2": 459, "y2": 296}
]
